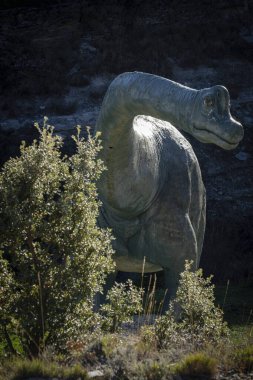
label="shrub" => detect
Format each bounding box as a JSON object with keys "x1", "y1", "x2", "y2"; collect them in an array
[
  {"x1": 0, "y1": 120, "x2": 115, "y2": 355},
  {"x1": 91, "y1": 334, "x2": 120, "y2": 359},
  {"x1": 155, "y1": 260, "x2": 229, "y2": 348},
  {"x1": 137, "y1": 325, "x2": 158, "y2": 355},
  {"x1": 137, "y1": 360, "x2": 172, "y2": 380},
  {"x1": 234, "y1": 345, "x2": 253, "y2": 373},
  {"x1": 173, "y1": 352, "x2": 217, "y2": 379},
  {"x1": 0, "y1": 358, "x2": 88, "y2": 380},
  {"x1": 0, "y1": 251, "x2": 18, "y2": 354},
  {"x1": 100, "y1": 279, "x2": 143, "y2": 332},
  {"x1": 101, "y1": 334, "x2": 120, "y2": 359}
]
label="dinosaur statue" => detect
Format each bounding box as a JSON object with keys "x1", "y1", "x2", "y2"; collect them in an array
[{"x1": 95, "y1": 71, "x2": 243, "y2": 297}]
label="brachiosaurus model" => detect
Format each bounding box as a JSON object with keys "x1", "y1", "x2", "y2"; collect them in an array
[{"x1": 95, "y1": 71, "x2": 244, "y2": 297}]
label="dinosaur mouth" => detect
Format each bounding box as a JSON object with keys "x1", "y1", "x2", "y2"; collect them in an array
[{"x1": 193, "y1": 126, "x2": 239, "y2": 150}]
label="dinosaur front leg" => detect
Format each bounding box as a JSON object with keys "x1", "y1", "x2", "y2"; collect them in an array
[
  {"x1": 128, "y1": 210, "x2": 198, "y2": 302},
  {"x1": 162, "y1": 215, "x2": 198, "y2": 296}
]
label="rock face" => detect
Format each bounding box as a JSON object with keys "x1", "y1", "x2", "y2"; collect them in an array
[{"x1": 0, "y1": 0, "x2": 252, "y2": 284}]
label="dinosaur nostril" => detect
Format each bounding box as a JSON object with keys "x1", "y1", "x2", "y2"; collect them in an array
[{"x1": 224, "y1": 120, "x2": 244, "y2": 143}]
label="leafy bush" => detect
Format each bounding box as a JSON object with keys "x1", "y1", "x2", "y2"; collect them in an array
[
  {"x1": 100, "y1": 279, "x2": 143, "y2": 332},
  {"x1": 155, "y1": 260, "x2": 229, "y2": 348},
  {"x1": 0, "y1": 120, "x2": 114, "y2": 355},
  {"x1": 173, "y1": 352, "x2": 217, "y2": 379},
  {"x1": 0, "y1": 251, "x2": 17, "y2": 350}
]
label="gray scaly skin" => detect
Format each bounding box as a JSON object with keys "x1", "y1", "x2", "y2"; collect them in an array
[{"x1": 95, "y1": 71, "x2": 243, "y2": 298}]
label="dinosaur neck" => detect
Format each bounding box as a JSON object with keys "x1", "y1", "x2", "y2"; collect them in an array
[
  {"x1": 95, "y1": 72, "x2": 198, "y2": 153},
  {"x1": 95, "y1": 72, "x2": 198, "y2": 217}
]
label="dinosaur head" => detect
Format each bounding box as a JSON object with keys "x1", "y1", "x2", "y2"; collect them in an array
[{"x1": 190, "y1": 85, "x2": 243, "y2": 150}]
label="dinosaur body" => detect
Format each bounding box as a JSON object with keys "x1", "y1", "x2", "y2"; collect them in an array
[{"x1": 95, "y1": 72, "x2": 243, "y2": 295}]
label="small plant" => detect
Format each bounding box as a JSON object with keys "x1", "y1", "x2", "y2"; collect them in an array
[
  {"x1": 173, "y1": 352, "x2": 217, "y2": 379},
  {"x1": 0, "y1": 358, "x2": 88, "y2": 380},
  {"x1": 155, "y1": 260, "x2": 229, "y2": 348},
  {"x1": 137, "y1": 360, "x2": 171, "y2": 380},
  {"x1": 100, "y1": 334, "x2": 120, "y2": 358},
  {"x1": 100, "y1": 279, "x2": 143, "y2": 332},
  {"x1": 59, "y1": 363, "x2": 88, "y2": 380},
  {"x1": 234, "y1": 345, "x2": 253, "y2": 373},
  {"x1": 137, "y1": 325, "x2": 158, "y2": 355}
]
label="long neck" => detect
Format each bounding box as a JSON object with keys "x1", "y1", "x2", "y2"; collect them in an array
[
  {"x1": 95, "y1": 72, "x2": 198, "y2": 151},
  {"x1": 95, "y1": 72, "x2": 198, "y2": 218}
]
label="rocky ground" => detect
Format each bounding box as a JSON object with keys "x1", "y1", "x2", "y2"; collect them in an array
[{"x1": 0, "y1": 0, "x2": 253, "y2": 285}]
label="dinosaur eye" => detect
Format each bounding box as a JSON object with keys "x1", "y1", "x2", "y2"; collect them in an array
[{"x1": 203, "y1": 96, "x2": 214, "y2": 107}]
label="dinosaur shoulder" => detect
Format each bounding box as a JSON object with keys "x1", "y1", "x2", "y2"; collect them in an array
[{"x1": 133, "y1": 115, "x2": 198, "y2": 168}]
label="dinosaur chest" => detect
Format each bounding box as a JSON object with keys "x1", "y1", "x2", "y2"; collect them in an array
[{"x1": 99, "y1": 120, "x2": 163, "y2": 218}]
